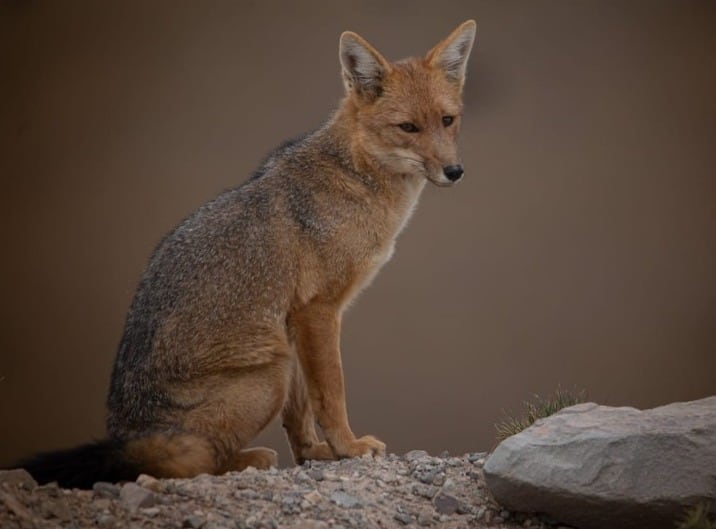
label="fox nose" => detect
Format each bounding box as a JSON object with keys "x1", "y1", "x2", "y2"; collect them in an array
[{"x1": 443, "y1": 165, "x2": 464, "y2": 182}]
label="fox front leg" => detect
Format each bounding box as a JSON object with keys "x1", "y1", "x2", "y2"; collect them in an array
[{"x1": 289, "y1": 302, "x2": 386, "y2": 458}]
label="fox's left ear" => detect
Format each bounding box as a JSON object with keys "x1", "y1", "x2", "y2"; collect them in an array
[{"x1": 426, "y1": 20, "x2": 477, "y2": 88}]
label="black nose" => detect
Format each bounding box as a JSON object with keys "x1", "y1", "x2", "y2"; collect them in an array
[{"x1": 443, "y1": 165, "x2": 464, "y2": 182}]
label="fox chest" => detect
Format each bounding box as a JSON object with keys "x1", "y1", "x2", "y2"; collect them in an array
[{"x1": 331, "y1": 238, "x2": 396, "y2": 308}]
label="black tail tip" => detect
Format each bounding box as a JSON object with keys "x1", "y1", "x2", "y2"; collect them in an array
[{"x1": 8, "y1": 439, "x2": 139, "y2": 489}]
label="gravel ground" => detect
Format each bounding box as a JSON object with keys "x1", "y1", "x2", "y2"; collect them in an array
[{"x1": 0, "y1": 450, "x2": 569, "y2": 529}]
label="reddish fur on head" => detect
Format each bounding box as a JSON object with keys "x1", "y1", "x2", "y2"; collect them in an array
[{"x1": 338, "y1": 21, "x2": 476, "y2": 186}]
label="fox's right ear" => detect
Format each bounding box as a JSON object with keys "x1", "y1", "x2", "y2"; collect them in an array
[{"x1": 339, "y1": 31, "x2": 391, "y2": 102}]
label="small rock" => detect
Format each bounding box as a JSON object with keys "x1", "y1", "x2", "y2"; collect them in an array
[
  {"x1": 439, "y1": 450, "x2": 450, "y2": 458},
  {"x1": 304, "y1": 490, "x2": 323, "y2": 504},
  {"x1": 120, "y1": 482, "x2": 157, "y2": 511},
  {"x1": 235, "y1": 489, "x2": 258, "y2": 500},
  {"x1": 412, "y1": 483, "x2": 439, "y2": 499},
  {"x1": 43, "y1": 501, "x2": 72, "y2": 521},
  {"x1": 0, "y1": 469, "x2": 37, "y2": 490},
  {"x1": 93, "y1": 498, "x2": 111, "y2": 511},
  {"x1": 38, "y1": 482, "x2": 60, "y2": 497},
  {"x1": 330, "y1": 491, "x2": 363, "y2": 509},
  {"x1": 404, "y1": 450, "x2": 430, "y2": 462},
  {"x1": 280, "y1": 493, "x2": 303, "y2": 514},
  {"x1": 136, "y1": 474, "x2": 163, "y2": 492},
  {"x1": 183, "y1": 515, "x2": 206, "y2": 529},
  {"x1": 431, "y1": 472, "x2": 446, "y2": 487},
  {"x1": 294, "y1": 470, "x2": 311, "y2": 483},
  {"x1": 96, "y1": 514, "x2": 115, "y2": 528},
  {"x1": 417, "y1": 511, "x2": 433, "y2": 526},
  {"x1": 393, "y1": 512, "x2": 413, "y2": 525},
  {"x1": 307, "y1": 468, "x2": 324, "y2": 481},
  {"x1": 414, "y1": 468, "x2": 439, "y2": 485},
  {"x1": 93, "y1": 481, "x2": 120, "y2": 499},
  {"x1": 467, "y1": 452, "x2": 487, "y2": 463},
  {"x1": 286, "y1": 522, "x2": 328, "y2": 529},
  {"x1": 433, "y1": 493, "x2": 460, "y2": 515},
  {"x1": 142, "y1": 507, "x2": 161, "y2": 516}
]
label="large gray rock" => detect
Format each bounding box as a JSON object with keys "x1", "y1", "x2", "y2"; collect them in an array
[{"x1": 483, "y1": 396, "x2": 716, "y2": 529}]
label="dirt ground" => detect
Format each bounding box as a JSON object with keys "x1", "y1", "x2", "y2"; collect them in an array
[{"x1": 0, "y1": 450, "x2": 570, "y2": 529}]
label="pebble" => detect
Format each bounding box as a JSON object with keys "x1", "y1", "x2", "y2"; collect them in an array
[
  {"x1": 433, "y1": 493, "x2": 460, "y2": 515},
  {"x1": 466, "y1": 452, "x2": 487, "y2": 463},
  {"x1": 137, "y1": 474, "x2": 163, "y2": 492},
  {"x1": 307, "y1": 469, "x2": 325, "y2": 481},
  {"x1": 93, "y1": 498, "x2": 111, "y2": 511},
  {"x1": 38, "y1": 482, "x2": 60, "y2": 497},
  {"x1": 417, "y1": 510, "x2": 433, "y2": 526},
  {"x1": 96, "y1": 513, "x2": 115, "y2": 528},
  {"x1": 294, "y1": 470, "x2": 312, "y2": 483},
  {"x1": 412, "y1": 483, "x2": 439, "y2": 499},
  {"x1": 304, "y1": 489, "x2": 323, "y2": 504},
  {"x1": 120, "y1": 482, "x2": 157, "y2": 511},
  {"x1": 93, "y1": 481, "x2": 120, "y2": 499},
  {"x1": 329, "y1": 491, "x2": 363, "y2": 509},
  {"x1": 280, "y1": 493, "x2": 303, "y2": 514},
  {"x1": 403, "y1": 450, "x2": 430, "y2": 462},
  {"x1": 393, "y1": 512, "x2": 413, "y2": 524},
  {"x1": 183, "y1": 514, "x2": 206, "y2": 528}
]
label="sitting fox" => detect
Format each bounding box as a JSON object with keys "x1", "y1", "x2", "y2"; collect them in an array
[{"x1": 16, "y1": 20, "x2": 476, "y2": 488}]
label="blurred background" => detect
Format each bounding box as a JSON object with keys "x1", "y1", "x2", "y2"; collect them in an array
[{"x1": 1, "y1": 1, "x2": 715, "y2": 467}]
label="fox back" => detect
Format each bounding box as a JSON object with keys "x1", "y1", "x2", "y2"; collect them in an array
[{"x1": 15, "y1": 20, "x2": 477, "y2": 488}]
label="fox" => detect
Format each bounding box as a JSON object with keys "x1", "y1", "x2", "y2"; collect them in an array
[{"x1": 12, "y1": 20, "x2": 477, "y2": 489}]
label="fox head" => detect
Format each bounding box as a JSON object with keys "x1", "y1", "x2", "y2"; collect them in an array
[{"x1": 339, "y1": 20, "x2": 476, "y2": 187}]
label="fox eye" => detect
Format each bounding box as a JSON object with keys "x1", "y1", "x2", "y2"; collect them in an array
[
  {"x1": 398, "y1": 122, "x2": 420, "y2": 133},
  {"x1": 442, "y1": 116, "x2": 454, "y2": 127}
]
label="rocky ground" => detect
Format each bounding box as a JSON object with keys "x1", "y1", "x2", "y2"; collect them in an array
[{"x1": 0, "y1": 450, "x2": 571, "y2": 529}]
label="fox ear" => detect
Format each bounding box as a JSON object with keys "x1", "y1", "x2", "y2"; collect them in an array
[
  {"x1": 340, "y1": 31, "x2": 391, "y2": 101},
  {"x1": 426, "y1": 20, "x2": 476, "y2": 88}
]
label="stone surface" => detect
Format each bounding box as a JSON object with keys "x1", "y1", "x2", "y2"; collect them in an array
[{"x1": 483, "y1": 396, "x2": 716, "y2": 529}]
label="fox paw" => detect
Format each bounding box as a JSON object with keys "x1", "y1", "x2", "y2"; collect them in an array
[
  {"x1": 299, "y1": 441, "x2": 335, "y2": 462},
  {"x1": 235, "y1": 447, "x2": 278, "y2": 471},
  {"x1": 335, "y1": 435, "x2": 386, "y2": 458}
]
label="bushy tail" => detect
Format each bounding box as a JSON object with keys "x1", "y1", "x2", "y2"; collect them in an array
[{"x1": 11, "y1": 439, "x2": 140, "y2": 489}]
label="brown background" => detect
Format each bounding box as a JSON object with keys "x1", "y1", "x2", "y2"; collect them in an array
[{"x1": 1, "y1": 1, "x2": 715, "y2": 467}]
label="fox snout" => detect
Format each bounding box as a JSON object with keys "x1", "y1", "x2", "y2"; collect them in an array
[{"x1": 426, "y1": 162, "x2": 465, "y2": 187}]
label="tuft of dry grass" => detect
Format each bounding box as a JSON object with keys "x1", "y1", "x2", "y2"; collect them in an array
[
  {"x1": 495, "y1": 387, "x2": 587, "y2": 442},
  {"x1": 677, "y1": 503, "x2": 716, "y2": 529}
]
